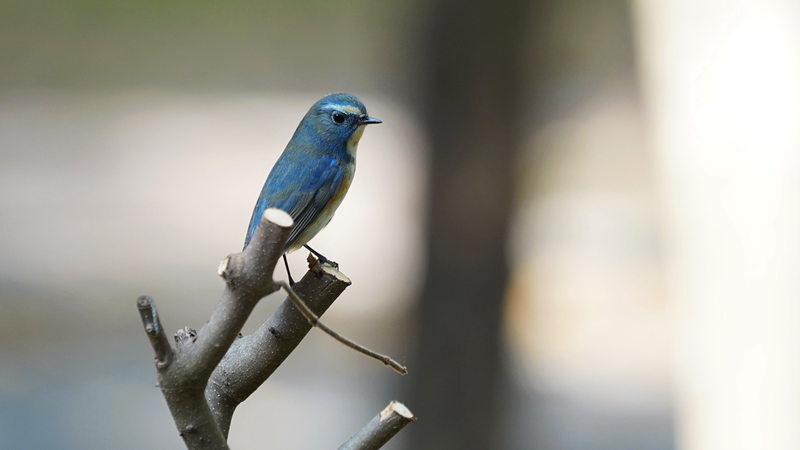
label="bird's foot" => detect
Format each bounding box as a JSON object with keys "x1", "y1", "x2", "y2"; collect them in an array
[
  {"x1": 306, "y1": 253, "x2": 338, "y2": 279},
  {"x1": 304, "y1": 245, "x2": 339, "y2": 269},
  {"x1": 317, "y1": 255, "x2": 339, "y2": 269}
]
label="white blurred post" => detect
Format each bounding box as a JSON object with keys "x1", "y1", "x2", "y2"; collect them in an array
[{"x1": 634, "y1": 2, "x2": 800, "y2": 450}]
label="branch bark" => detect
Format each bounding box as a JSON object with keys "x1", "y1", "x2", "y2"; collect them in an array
[
  {"x1": 137, "y1": 208, "x2": 292, "y2": 449},
  {"x1": 338, "y1": 401, "x2": 416, "y2": 450},
  {"x1": 205, "y1": 262, "x2": 352, "y2": 437},
  {"x1": 137, "y1": 295, "x2": 174, "y2": 369}
]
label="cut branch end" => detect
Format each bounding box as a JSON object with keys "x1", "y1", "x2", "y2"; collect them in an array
[
  {"x1": 381, "y1": 401, "x2": 415, "y2": 422},
  {"x1": 262, "y1": 207, "x2": 293, "y2": 228},
  {"x1": 338, "y1": 401, "x2": 415, "y2": 450},
  {"x1": 217, "y1": 255, "x2": 231, "y2": 279}
]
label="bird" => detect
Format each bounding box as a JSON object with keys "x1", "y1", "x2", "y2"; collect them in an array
[{"x1": 243, "y1": 93, "x2": 381, "y2": 284}]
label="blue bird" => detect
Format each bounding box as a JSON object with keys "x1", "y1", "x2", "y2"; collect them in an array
[{"x1": 243, "y1": 93, "x2": 381, "y2": 284}]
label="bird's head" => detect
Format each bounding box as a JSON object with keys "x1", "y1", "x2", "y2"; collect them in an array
[{"x1": 299, "y1": 93, "x2": 381, "y2": 156}]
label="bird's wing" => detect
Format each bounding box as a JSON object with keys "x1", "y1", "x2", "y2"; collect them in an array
[{"x1": 244, "y1": 154, "x2": 344, "y2": 250}]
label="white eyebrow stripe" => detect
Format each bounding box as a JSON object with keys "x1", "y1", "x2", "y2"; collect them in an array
[{"x1": 326, "y1": 104, "x2": 363, "y2": 116}]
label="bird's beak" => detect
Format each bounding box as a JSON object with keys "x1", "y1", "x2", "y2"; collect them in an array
[{"x1": 359, "y1": 116, "x2": 382, "y2": 125}]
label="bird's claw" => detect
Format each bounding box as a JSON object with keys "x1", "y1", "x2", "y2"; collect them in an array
[
  {"x1": 307, "y1": 253, "x2": 338, "y2": 277},
  {"x1": 303, "y1": 245, "x2": 338, "y2": 269},
  {"x1": 319, "y1": 256, "x2": 339, "y2": 269}
]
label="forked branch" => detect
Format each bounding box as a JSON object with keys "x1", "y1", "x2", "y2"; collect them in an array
[
  {"x1": 137, "y1": 208, "x2": 292, "y2": 449},
  {"x1": 137, "y1": 207, "x2": 412, "y2": 449},
  {"x1": 205, "y1": 261, "x2": 353, "y2": 436}
]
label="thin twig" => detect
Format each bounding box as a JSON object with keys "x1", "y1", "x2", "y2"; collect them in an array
[
  {"x1": 276, "y1": 280, "x2": 408, "y2": 375},
  {"x1": 338, "y1": 401, "x2": 416, "y2": 450}
]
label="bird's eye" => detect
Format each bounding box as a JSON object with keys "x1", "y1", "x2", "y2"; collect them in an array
[{"x1": 331, "y1": 111, "x2": 346, "y2": 124}]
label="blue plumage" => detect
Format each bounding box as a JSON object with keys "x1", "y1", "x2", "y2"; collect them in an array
[{"x1": 243, "y1": 93, "x2": 381, "y2": 255}]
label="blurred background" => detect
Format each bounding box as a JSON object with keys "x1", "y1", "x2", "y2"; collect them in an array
[{"x1": 1, "y1": 1, "x2": 798, "y2": 449}]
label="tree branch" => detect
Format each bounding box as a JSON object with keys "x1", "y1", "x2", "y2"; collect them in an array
[
  {"x1": 206, "y1": 262, "x2": 352, "y2": 436},
  {"x1": 138, "y1": 207, "x2": 413, "y2": 449},
  {"x1": 137, "y1": 295, "x2": 174, "y2": 369},
  {"x1": 137, "y1": 208, "x2": 292, "y2": 449},
  {"x1": 338, "y1": 401, "x2": 416, "y2": 450},
  {"x1": 187, "y1": 208, "x2": 292, "y2": 379}
]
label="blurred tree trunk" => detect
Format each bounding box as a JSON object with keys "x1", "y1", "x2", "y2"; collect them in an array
[
  {"x1": 635, "y1": 2, "x2": 800, "y2": 450},
  {"x1": 407, "y1": 0, "x2": 528, "y2": 448}
]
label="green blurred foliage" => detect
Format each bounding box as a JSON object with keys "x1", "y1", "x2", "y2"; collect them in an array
[{"x1": 0, "y1": 0, "x2": 420, "y2": 91}]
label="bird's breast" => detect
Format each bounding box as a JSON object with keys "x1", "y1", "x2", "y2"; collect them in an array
[
  {"x1": 346, "y1": 125, "x2": 366, "y2": 159},
  {"x1": 324, "y1": 163, "x2": 354, "y2": 218},
  {"x1": 286, "y1": 163, "x2": 355, "y2": 252}
]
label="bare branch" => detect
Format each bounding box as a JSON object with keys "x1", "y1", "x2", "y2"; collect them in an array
[
  {"x1": 137, "y1": 295, "x2": 174, "y2": 369},
  {"x1": 277, "y1": 280, "x2": 408, "y2": 375},
  {"x1": 137, "y1": 295, "x2": 229, "y2": 449},
  {"x1": 160, "y1": 387, "x2": 228, "y2": 450},
  {"x1": 137, "y1": 208, "x2": 292, "y2": 449},
  {"x1": 206, "y1": 262, "x2": 352, "y2": 436},
  {"x1": 138, "y1": 207, "x2": 414, "y2": 448},
  {"x1": 187, "y1": 208, "x2": 293, "y2": 379},
  {"x1": 338, "y1": 401, "x2": 416, "y2": 450}
]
